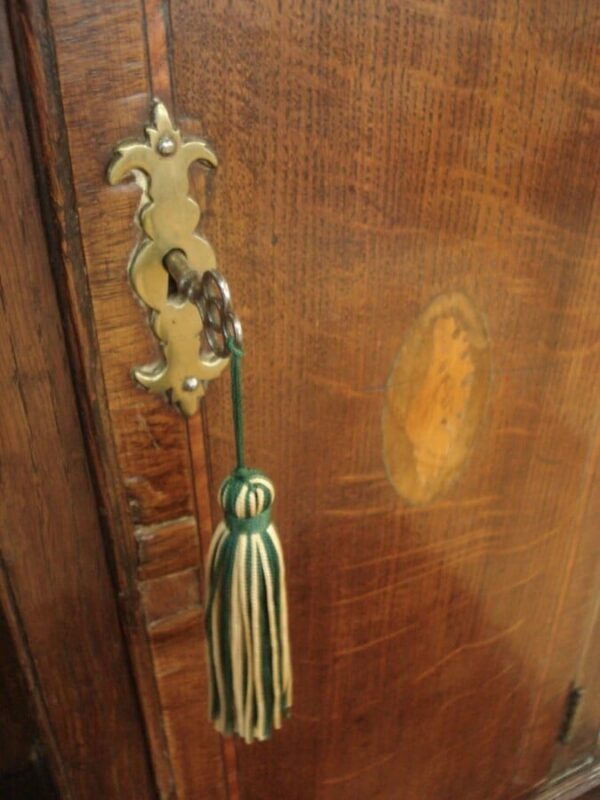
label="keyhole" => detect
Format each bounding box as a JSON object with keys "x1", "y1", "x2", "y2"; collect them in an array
[{"x1": 167, "y1": 272, "x2": 178, "y2": 300}]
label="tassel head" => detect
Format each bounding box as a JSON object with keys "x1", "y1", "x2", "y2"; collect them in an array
[
  {"x1": 220, "y1": 467, "x2": 274, "y2": 526},
  {"x1": 205, "y1": 468, "x2": 292, "y2": 742}
]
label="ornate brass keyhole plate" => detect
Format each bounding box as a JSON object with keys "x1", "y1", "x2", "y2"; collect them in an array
[{"x1": 107, "y1": 100, "x2": 229, "y2": 415}]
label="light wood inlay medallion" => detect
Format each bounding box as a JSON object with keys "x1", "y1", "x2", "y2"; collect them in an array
[{"x1": 383, "y1": 292, "x2": 491, "y2": 504}]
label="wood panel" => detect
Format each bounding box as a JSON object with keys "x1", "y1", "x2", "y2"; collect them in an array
[
  {"x1": 170, "y1": 1, "x2": 600, "y2": 798},
  {"x1": 0, "y1": 4, "x2": 155, "y2": 795},
  {"x1": 549, "y1": 444, "x2": 600, "y2": 778},
  {"x1": 0, "y1": 595, "x2": 57, "y2": 798},
  {"x1": 7, "y1": 0, "x2": 228, "y2": 796}
]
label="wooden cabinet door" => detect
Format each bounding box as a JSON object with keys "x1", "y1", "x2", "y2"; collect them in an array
[{"x1": 6, "y1": 1, "x2": 600, "y2": 799}]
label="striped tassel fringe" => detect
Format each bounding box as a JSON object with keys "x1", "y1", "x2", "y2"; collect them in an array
[{"x1": 205, "y1": 468, "x2": 292, "y2": 743}]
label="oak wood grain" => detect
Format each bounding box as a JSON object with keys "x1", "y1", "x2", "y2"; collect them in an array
[
  {"x1": 9, "y1": 0, "x2": 600, "y2": 798},
  {"x1": 0, "y1": 4, "x2": 155, "y2": 795},
  {"x1": 8, "y1": 0, "x2": 229, "y2": 795},
  {"x1": 170, "y1": 2, "x2": 600, "y2": 798},
  {"x1": 6, "y1": 0, "x2": 176, "y2": 791}
]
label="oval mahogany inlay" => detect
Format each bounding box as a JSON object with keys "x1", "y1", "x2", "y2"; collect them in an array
[{"x1": 383, "y1": 292, "x2": 491, "y2": 504}]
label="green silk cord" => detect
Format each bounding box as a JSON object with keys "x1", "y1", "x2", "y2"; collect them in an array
[{"x1": 227, "y1": 337, "x2": 246, "y2": 471}]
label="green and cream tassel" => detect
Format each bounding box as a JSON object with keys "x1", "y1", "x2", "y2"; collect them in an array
[{"x1": 204, "y1": 339, "x2": 292, "y2": 742}]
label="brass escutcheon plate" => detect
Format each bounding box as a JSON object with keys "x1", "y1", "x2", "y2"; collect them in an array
[{"x1": 107, "y1": 100, "x2": 228, "y2": 415}]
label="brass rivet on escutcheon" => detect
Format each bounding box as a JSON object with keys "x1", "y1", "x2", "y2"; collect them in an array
[
  {"x1": 182, "y1": 376, "x2": 200, "y2": 392},
  {"x1": 157, "y1": 135, "x2": 177, "y2": 156}
]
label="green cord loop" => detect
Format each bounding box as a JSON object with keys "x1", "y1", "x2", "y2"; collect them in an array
[
  {"x1": 226, "y1": 508, "x2": 272, "y2": 535},
  {"x1": 227, "y1": 336, "x2": 245, "y2": 470}
]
